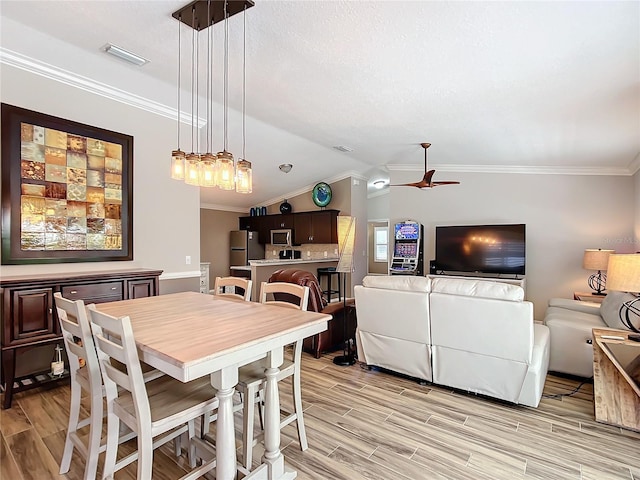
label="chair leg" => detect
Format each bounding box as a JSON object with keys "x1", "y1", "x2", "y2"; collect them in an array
[
  {"x1": 59, "y1": 381, "x2": 81, "y2": 474},
  {"x1": 102, "y1": 411, "x2": 121, "y2": 480},
  {"x1": 292, "y1": 369, "x2": 307, "y2": 451},
  {"x1": 83, "y1": 391, "x2": 103, "y2": 480},
  {"x1": 137, "y1": 429, "x2": 154, "y2": 480},
  {"x1": 242, "y1": 384, "x2": 257, "y2": 471}
]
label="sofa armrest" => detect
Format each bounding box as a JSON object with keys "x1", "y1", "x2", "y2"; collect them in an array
[{"x1": 548, "y1": 298, "x2": 602, "y2": 316}]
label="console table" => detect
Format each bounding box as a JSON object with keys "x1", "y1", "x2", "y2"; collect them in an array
[
  {"x1": 0, "y1": 268, "x2": 162, "y2": 409},
  {"x1": 592, "y1": 328, "x2": 640, "y2": 432}
]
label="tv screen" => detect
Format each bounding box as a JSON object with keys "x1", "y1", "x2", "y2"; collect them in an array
[
  {"x1": 435, "y1": 224, "x2": 526, "y2": 275},
  {"x1": 394, "y1": 242, "x2": 418, "y2": 258},
  {"x1": 395, "y1": 222, "x2": 420, "y2": 240}
]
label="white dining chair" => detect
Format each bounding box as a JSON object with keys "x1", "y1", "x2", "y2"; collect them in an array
[
  {"x1": 55, "y1": 293, "x2": 169, "y2": 480},
  {"x1": 237, "y1": 281, "x2": 310, "y2": 471},
  {"x1": 87, "y1": 304, "x2": 219, "y2": 480},
  {"x1": 211, "y1": 276, "x2": 252, "y2": 301}
]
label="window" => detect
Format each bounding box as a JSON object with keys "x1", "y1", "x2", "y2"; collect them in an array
[{"x1": 374, "y1": 226, "x2": 388, "y2": 262}]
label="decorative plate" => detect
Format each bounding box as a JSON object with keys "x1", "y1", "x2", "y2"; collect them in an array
[{"x1": 312, "y1": 182, "x2": 332, "y2": 208}]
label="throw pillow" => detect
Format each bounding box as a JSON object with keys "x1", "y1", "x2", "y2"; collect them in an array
[{"x1": 600, "y1": 291, "x2": 639, "y2": 330}]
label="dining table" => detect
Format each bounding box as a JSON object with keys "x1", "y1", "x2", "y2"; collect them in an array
[{"x1": 95, "y1": 290, "x2": 330, "y2": 480}]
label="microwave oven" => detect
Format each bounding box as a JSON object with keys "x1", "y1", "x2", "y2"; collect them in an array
[{"x1": 271, "y1": 229, "x2": 293, "y2": 247}]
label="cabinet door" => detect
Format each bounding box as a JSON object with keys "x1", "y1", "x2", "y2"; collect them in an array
[
  {"x1": 311, "y1": 210, "x2": 338, "y2": 244},
  {"x1": 239, "y1": 216, "x2": 257, "y2": 231},
  {"x1": 293, "y1": 213, "x2": 313, "y2": 244},
  {"x1": 272, "y1": 214, "x2": 294, "y2": 230},
  {"x1": 5, "y1": 288, "x2": 56, "y2": 346},
  {"x1": 127, "y1": 278, "x2": 158, "y2": 299}
]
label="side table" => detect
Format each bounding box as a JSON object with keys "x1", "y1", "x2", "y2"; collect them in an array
[
  {"x1": 592, "y1": 328, "x2": 640, "y2": 432},
  {"x1": 574, "y1": 292, "x2": 606, "y2": 304}
]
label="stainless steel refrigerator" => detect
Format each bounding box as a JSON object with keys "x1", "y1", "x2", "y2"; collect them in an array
[{"x1": 230, "y1": 230, "x2": 264, "y2": 266}]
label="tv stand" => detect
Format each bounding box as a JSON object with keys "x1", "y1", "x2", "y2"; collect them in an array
[{"x1": 427, "y1": 273, "x2": 526, "y2": 290}]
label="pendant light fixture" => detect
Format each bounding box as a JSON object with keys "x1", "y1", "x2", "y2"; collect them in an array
[
  {"x1": 171, "y1": 0, "x2": 255, "y2": 192},
  {"x1": 236, "y1": 4, "x2": 252, "y2": 193},
  {"x1": 184, "y1": 6, "x2": 201, "y2": 186},
  {"x1": 216, "y1": 0, "x2": 235, "y2": 190},
  {"x1": 170, "y1": 14, "x2": 186, "y2": 180}
]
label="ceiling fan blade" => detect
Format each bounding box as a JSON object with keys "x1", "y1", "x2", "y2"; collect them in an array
[
  {"x1": 432, "y1": 181, "x2": 461, "y2": 186},
  {"x1": 390, "y1": 181, "x2": 425, "y2": 188}
]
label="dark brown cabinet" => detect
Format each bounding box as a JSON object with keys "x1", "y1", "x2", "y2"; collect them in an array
[
  {"x1": 1, "y1": 268, "x2": 162, "y2": 409},
  {"x1": 239, "y1": 210, "x2": 339, "y2": 245}
]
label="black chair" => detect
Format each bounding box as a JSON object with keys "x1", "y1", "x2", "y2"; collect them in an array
[{"x1": 317, "y1": 267, "x2": 341, "y2": 303}]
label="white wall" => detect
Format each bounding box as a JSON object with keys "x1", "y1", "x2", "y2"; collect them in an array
[
  {"x1": 635, "y1": 169, "x2": 640, "y2": 250},
  {"x1": 0, "y1": 65, "x2": 201, "y2": 279},
  {"x1": 386, "y1": 170, "x2": 635, "y2": 319},
  {"x1": 367, "y1": 190, "x2": 390, "y2": 221}
]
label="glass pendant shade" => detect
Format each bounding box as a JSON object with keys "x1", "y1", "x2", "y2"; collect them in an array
[
  {"x1": 236, "y1": 159, "x2": 252, "y2": 193},
  {"x1": 199, "y1": 153, "x2": 217, "y2": 187},
  {"x1": 184, "y1": 153, "x2": 201, "y2": 186},
  {"x1": 217, "y1": 151, "x2": 235, "y2": 190},
  {"x1": 171, "y1": 149, "x2": 186, "y2": 180}
]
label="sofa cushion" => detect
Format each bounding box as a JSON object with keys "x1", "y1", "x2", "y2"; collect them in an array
[
  {"x1": 600, "y1": 291, "x2": 639, "y2": 330},
  {"x1": 362, "y1": 275, "x2": 431, "y2": 292},
  {"x1": 431, "y1": 278, "x2": 524, "y2": 301}
]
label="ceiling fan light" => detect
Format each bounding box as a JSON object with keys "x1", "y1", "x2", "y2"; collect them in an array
[
  {"x1": 373, "y1": 179, "x2": 386, "y2": 189},
  {"x1": 171, "y1": 149, "x2": 186, "y2": 180},
  {"x1": 217, "y1": 151, "x2": 235, "y2": 190},
  {"x1": 236, "y1": 159, "x2": 252, "y2": 194}
]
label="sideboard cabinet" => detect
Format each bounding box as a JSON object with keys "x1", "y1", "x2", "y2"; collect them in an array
[{"x1": 1, "y1": 268, "x2": 162, "y2": 409}]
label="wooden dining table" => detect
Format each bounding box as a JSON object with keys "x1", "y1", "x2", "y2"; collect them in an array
[{"x1": 95, "y1": 291, "x2": 330, "y2": 480}]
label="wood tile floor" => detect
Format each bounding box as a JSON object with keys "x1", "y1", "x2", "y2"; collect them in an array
[{"x1": 2, "y1": 351, "x2": 639, "y2": 479}]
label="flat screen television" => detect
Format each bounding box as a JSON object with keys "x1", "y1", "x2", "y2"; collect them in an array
[{"x1": 435, "y1": 224, "x2": 526, "y2": 275}]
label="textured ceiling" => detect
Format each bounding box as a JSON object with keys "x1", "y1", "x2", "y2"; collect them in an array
[{"x1": 1, "y1": 1, "x2": 638, "y2": 210}]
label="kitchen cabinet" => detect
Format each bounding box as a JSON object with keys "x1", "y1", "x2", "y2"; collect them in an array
[
  {"x1": 239, "y1": 210, "x2": 339, "y2": 245},
  {"x1": 1, "y1": 268, "x2": 162, "y2": 409}
]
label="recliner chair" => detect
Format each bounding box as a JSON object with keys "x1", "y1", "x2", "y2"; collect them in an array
[{"x1": 268, "y1": 268, "x2": 355, "y2": 358}]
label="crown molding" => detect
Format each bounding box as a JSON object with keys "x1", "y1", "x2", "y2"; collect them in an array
[
  {"x1": 0, "y1": 48, "x2": 205, "y2": 128},
  {"x1": 386, "y1": 163, "x2": 635, "y2": 176},
  {"x1": 367, "y1": 188, "x2": 390, "y2": 199},
  {"x1": 200, "y1": 203, "x2": 250, "y2": 213}
]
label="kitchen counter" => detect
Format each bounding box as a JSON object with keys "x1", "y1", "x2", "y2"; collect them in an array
[{"x1": 247, "y1": 258, "x2": 339, "y2": 301}]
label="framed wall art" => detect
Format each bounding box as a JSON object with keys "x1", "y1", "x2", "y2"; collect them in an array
[{"x1": 1, "y1": 104, "x2": 133, "y2": 264}]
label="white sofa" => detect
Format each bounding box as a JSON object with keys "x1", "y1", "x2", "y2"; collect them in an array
[
  {"x1": 354, "y1": 275, "x2": 550, "y2": 407},
  {"x1": 543, "y1": 292, "x2": 636, "y2": 378}
]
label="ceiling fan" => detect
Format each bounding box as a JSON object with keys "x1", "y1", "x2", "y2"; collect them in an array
[{"x1": 391, "y1": 143, "x2": 460, "y2": 189}]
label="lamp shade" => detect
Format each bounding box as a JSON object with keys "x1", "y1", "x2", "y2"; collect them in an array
[
  {"x1": 606, "y1": 254, "x2": 640, "y2": 293},
  {"x1": 583, "y1": 249, "x2": 614, "y2": 270},
  {"x1": 336, "y1": 216, "x2": 356, "y2": 274}
]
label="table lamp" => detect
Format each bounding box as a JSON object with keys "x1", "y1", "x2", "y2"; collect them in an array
[
  {"x1": 582, "y1": 249, "x2": 615, "y2": 295},
  {"x1": 606, "y1": 253, "x2": 640, "y2": 333}
]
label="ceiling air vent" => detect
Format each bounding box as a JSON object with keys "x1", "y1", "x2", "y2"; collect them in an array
[{"x1": 333, "y1": 145, "x2": 353, "y2": 152}]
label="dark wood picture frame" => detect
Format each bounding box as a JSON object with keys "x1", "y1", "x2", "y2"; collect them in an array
[{"x1": 1, "y1": 104, "x2": 133, "y2": 264}]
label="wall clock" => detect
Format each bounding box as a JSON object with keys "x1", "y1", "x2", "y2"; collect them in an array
[{"x1": 312, "y1": 182, "x2": 332, "y2": 208}]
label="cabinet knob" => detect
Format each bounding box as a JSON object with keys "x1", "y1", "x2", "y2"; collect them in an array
[
  {"x1": 70, "y1": 290, "x2": 77, "y2": 294},
  {"x1": 111, "y1": 286, "x2": 117, "y2": 290},
  {"x1": 49, "y1": 308, "x2": 53, "y2": 314}
]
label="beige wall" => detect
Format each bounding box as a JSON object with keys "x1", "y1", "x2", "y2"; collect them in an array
[
  {"x1": 385, "y1": 170, "x2": 635, "y2": 319},
  {"x1": 266, "y1": 177, "x2": 352, "y2": 216},
  {"x1": 200, "y1": 209, "x2": 243, "y2": 286},
  {"x1": 1, "y1": 65, "x2": 201, "y2": 291},
  {"x1": 368, "y1": 221, "x2": 389, "y2": 274}
]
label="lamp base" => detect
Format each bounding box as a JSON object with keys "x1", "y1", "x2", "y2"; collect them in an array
[
  {"x1": 333, "y1": 354, "x2": 356, "y2": 366},
  {"x1": 590, "y1": 291, "x2": 607, "y2": 296}
]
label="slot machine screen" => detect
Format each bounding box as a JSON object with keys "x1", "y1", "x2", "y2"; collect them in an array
[
  {"x1": 394, "y1": 223, "x2": 419, "y2": 240},
  {"x1": 393, "y1": 242, "x2": 418, "y2": 258}
]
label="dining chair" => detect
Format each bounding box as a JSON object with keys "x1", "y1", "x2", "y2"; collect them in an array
[
  {"x1": 237, "y1": 281, "x2": 310, "y2": 471},
  {"x1": 210, "y1": 276, "x2": 252, "y2": 301},
  {"x1": 54, "y1": 293, "x2": 170, "y2": 480},
  {"x1": 87, "y1": 304, "x2": 220, "y2": 480}
]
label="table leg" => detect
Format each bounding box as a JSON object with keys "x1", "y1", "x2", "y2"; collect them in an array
[
  {"x1": 262, "y1": 347, "x2": 296, "y2": 480},
  {"x1": 211, "y1": 366, "x2": 238, "y2": 480}
]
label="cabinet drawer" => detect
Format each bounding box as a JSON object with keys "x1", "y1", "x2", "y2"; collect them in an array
[{"x1": 62, "y1": 282, "x2": 123, "y2": 302}]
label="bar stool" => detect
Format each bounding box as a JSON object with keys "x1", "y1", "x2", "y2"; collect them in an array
[{"x1": 317, "y1": 267, "x2": 341, "y2": 303}]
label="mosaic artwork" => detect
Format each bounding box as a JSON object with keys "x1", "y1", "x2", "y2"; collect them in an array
[{"x1": 19, "y1": 122, "x2": 123, "y2": 251}]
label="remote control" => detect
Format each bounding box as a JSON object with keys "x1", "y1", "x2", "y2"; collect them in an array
[{"x1": 628, "y1": 334, "x2": 640, "y2": 342}]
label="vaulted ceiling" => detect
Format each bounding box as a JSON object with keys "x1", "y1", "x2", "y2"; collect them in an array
[{"x1": 1, "y1": 1, "x2": 638, "y2": 210}]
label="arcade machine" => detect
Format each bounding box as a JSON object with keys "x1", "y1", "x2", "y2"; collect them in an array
[{"x1": 389, "y1": 220, "x2": 424, "y2": 275}]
